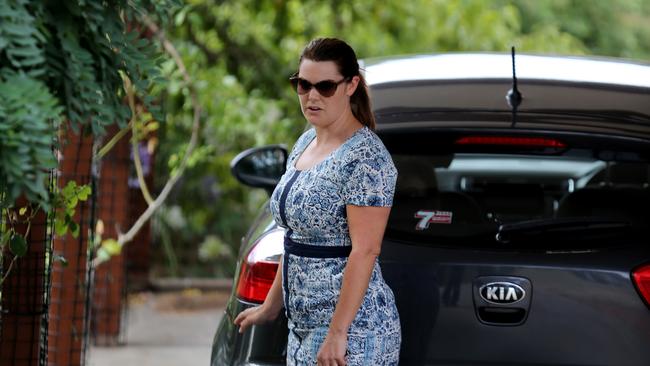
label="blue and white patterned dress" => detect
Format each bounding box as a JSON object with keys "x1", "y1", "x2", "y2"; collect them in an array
[{"x1": 269, "y1": 125, "x2": 401, "y2": 366}]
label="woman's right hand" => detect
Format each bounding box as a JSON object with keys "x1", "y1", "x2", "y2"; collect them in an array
[
  {"x1": 235, "y1": 254, "x2": 285, "y2": 334},
  {"x1": 233, "y1": 304, "x2": 279, "y2": 334}
]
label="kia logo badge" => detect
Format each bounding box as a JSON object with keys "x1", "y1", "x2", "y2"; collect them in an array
[{"x1": 479, "y1": 282, "x2": 525, "y2": 304}]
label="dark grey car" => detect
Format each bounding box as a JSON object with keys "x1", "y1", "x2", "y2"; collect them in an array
[{"x1": 211, "y1": 53, "x2": 650, "y2": 366}]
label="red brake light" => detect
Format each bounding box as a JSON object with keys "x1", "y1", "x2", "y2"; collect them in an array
[
  {"x1": 632, "y1": 264, "x2": 650, "y2": 308},
  {"x1": 455, "y1": 136, "x2": 566, "y2": 148},
  {"x1": 235, "y1": 229, "x2": 284, "y2": 303}
]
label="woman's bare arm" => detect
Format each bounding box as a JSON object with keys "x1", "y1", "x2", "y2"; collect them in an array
[{"x1": 317, "y1": 205, "x2": 391, "y2": 365}]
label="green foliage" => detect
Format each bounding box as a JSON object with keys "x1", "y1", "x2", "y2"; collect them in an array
[
  {"x1": 0, "y1": 74, "x2": 61, "y2": 209},
  {"x1": 511, "y1": 0, "x2": 650, "y2": 60},
  {"x1": 9, "y1": 235, "x2": 26, "y2": 257},
  {"x1": 51, "y1": 181, "x2": 92, "y2": 239},
  {"x1": 0, "y1": 230, "x2": 10, "y2": 249},
  {"x1": 0, "y1": 181, "x2": 90, "y2": 285},
  {"x1": 41, "y1": 0, "x2": 165, "y2": 134},
  {"x1": 0, "y1": 0, "x2": 46, "y2": 77},
  {"x1": 198, "y1": 235, "x2": 233, "y2": 262},
  {"x1": 0, "y1": 0, "x2": 177, "y2": 213},
  {"x1": 151, "y1": 205, "x2": 184, "y2": 276},
  {"x1": 1, "y1": 0, "x2": 178, "y2": 283}
]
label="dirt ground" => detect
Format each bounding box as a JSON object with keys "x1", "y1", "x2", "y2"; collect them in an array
[{"x1": 87, "y1": 289, "x2": 230, "y2": 366}]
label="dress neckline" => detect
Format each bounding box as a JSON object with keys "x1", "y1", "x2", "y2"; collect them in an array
[{"x1": 293, "y1": 126, "x2": 366, "y2": 172}]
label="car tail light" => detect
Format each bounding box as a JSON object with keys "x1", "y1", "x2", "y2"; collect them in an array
[
  {"x1": 235, "y1": 229, "x2": 284, "y2": 303},
  {"x1": 455, "y1": 136, "x2": 566, "y2": 148},
  {"x1": 632, "y1": 264, "x2": 650, "y2": 307}
]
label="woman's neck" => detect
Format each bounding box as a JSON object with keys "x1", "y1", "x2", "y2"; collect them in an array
[{"x1": 313, "y1": 114, "x2": 363, "y2": 148}]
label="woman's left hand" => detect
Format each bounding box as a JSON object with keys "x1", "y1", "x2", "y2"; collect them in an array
[{"x1": 317, "y1": 330, "x2": 347, "y2": 366}]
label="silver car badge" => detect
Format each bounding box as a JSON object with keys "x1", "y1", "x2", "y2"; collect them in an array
[{"x1": 479, "y1": 282, "x2": 526, "y2": 305}]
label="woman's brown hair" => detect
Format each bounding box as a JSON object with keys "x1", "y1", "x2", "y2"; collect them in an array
[{"x1": 299, "y1": 38, "x2": 376, "y2": 130}]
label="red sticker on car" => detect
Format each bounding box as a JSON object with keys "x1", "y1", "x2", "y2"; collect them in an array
[{"x1": 414, "y1": 210, "x2": 453, "y2": 229}]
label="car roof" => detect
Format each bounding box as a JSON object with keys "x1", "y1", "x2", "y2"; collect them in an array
[
  {"x1": 362, "y1": 53, "x2": 650, "y2": 140},
  {"x1": 363, "y1": 53, "x2": 650, "y2": 89}
]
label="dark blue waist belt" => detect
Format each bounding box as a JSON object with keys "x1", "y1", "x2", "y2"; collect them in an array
[{"x1": 283, "y1": 235, "x2": 352, "y2": 258}]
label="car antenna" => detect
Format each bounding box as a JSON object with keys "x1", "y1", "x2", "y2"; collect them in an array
[{"x1": 506, "y1": 46, "x2": 523, "y2": 128}]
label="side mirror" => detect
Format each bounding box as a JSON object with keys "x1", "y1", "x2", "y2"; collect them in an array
[{"x1": 230, "y1": 145, "x2": 288, "y2": 195}]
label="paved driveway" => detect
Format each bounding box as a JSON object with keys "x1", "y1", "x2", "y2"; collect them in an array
[{"x1": 88, "y1": 290, "x2": 228, "y2": 366}]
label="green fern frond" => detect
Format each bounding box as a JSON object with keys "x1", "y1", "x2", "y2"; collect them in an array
[
  {"x1": 0, "y1": 73, "x2": 61, "y2": 209},
  {"x1": 0, "y1": 0, "x2": 47, "y2": 77},
  {"x1": 0, "y1": 0, "x2": 179, "y2": 211}
]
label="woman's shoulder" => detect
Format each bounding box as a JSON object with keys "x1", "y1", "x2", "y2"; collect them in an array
[
  {"x1": 341, "y1": 126, "x2": 393, "y2": 164},
  {"x1": 288, "y1": 127, "x2": 316, "y2": 161},
  {"x1": 294, "y1": 127, "x2": 316, "y2": 149},
  {"x1": 340, "y1": 126, "x2": 398, "y2": 206}
]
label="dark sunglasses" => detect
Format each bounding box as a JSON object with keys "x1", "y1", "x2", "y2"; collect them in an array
[{"x1": 289, "y1": 74, "x2": 349, "y2": 97}]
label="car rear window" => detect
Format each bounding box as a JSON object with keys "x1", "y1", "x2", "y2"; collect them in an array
[{"x1": 384, "y1": 135, "x2": 650, "y2": 247}]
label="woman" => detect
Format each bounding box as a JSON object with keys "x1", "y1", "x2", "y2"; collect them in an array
[{"x1": 234, "y1": 37, "x2": 401, "y2": 366}]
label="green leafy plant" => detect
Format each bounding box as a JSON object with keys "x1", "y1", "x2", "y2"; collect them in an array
[
  {"x1": 0, "y1": 0, "x2": 172, "y2": 206},
  {"x1": 0, "y1": 75, "x2": 61, "y2": 210},
  {"x1": 51, "y1": 181, "x2": 92, "y2": 239},
  {"x1": 0, "y1": 181, "x2": 90, "y2": 285},
  {"x1": 0, "y1": 0, "x2": 179, "y2": 282}
]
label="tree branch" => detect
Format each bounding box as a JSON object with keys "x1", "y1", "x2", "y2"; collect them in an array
[
  {"x1": 124, "y1": 76, "x2": 154, "y2": 205},
  {"x1": 92, "y1": 13, "x2": 202, "y2": 268},
  {"x1": 94, "y1": 120, "x2": 133, "y2": 160}
]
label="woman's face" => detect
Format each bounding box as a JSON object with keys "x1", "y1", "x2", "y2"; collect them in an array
[{"x1": 297, "y1": 59, "x2": 359, "y2": 128}]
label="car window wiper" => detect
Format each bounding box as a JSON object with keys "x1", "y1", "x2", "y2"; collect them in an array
[{"x1": 496, "y1": 217, "x2": 633, "y2": 244}]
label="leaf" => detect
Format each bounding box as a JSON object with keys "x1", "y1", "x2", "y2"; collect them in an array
[
  {"x1": 18, "y1": 207, "x2": 27, "y2": 216},
  {"x1": 101, "y1": 238, "x2": 122, "y2": 256},
  {"x1": 146, "y1": 121, "x2": 160, "y2": 132},
  {"x1": 7, "y1": 47, "x2": 44, "y2": 58},
  {"x1": 66, "y1": 196, "x2": 78, "y2": 209},
  {"x1": 69, "y1": 221, "x2": 80, "y2": 238},
  {"x1": 3, "y1": 24, "x2": 33, "y2": 36},
  {"x1": 77, "y1": 185, "x2": 92, "y2": 200},
  {"x1": 19, "y1": 56, "x2": 46, "y2": 68},
  {"x1": 55, "y1": 217, "x2": 68, "y2": 236},
  {"x1": 62, "y1": 181, "x2": 77, "y2": 195},
  {"x1": 10, "y1": 235, "x2": 27, "y2": 257}
]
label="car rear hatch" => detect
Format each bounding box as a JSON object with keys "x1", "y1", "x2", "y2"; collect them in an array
[{"x1": 378, "y1": 129, "x2": 650, "y2": 366}]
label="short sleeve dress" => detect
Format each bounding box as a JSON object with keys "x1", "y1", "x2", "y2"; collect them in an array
[{"x1": 269, "y1": 125, "x2": 401, "y2": 366}]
